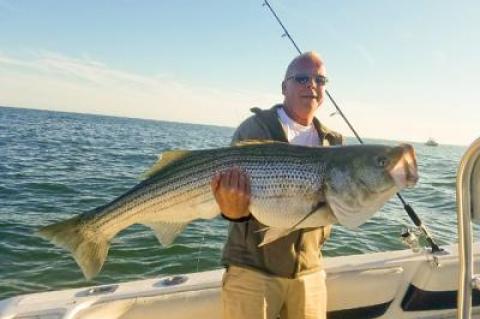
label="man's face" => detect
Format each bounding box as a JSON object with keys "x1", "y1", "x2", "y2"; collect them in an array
[{"x1": 282, "y1": 57, "x2": 327, "y2": 124}]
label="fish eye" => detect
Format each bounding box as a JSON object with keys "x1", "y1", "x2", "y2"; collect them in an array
[{"x1": 376, "y1": 156, "x2": 388, "y2": 168}]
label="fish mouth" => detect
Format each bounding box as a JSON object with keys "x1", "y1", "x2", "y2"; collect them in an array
[{"x1": 388, "y1": 144, "x2": 419, "y2": 188}]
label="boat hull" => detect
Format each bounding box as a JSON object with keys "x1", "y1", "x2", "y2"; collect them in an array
[{"x1": 2, "y1": 243, "x2": 480, "y2": 319}]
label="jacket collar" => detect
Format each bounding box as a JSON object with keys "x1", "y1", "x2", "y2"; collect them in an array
[{"x1": 272, "y1": 104, "x2": 335, "y2": 142}]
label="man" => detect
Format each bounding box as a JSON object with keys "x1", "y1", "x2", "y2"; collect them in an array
[{"x1": 211, "y1": 51, "x2": 343, "y2": 319}]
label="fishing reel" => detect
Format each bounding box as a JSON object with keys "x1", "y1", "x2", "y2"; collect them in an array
[
  {"x1": 400, "y1": 227, "x2": 444, "y2": 268},
  {"x1": 401, "y1": 227, "x2": 423, "y2": 253}
]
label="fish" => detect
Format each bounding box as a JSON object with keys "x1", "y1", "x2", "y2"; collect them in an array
[{"x1": 37, "y1": 141, "x2": 418, "y2": 279}]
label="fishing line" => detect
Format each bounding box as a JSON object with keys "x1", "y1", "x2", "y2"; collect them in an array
[
  {"x1": 262, "y1": 0, "x2": 442, "y2": 253},
  {"x1": 195, "y1": 225, "x2": 206, "y2": 272}
]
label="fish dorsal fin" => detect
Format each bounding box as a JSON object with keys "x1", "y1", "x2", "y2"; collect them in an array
[
  {"x1": 234, "y1": 139, "x2": 279, "y2": 147},
  {"x1": 142, "y1": 150, "x2": 190, "y2": 179}
]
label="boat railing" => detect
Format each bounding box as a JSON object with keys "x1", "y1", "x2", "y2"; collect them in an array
[{"x1": 457, "y1": 137, "x2": 480, "y2": 318}]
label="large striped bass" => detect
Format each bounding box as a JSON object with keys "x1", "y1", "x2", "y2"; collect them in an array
[{"x1": 37, "y1": 142, "x2": 418, "y2": 279}]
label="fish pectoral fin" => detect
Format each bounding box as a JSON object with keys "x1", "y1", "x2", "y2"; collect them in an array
[
  {"x1": 141, "y1": 150, "x2": 191, "y2": 179},
  {"x1": 144, "y1": 221, "x2": 189, "y2": 246},
  {"x1": 257, "y1": 227, "x2": 294, "y2": 247},
  {"x1": 255, "y1": 203, "x2": 337, "y2": 247}
]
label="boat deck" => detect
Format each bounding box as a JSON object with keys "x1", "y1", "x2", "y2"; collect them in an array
[{"x1": 2, "y1": 243, "x2": 480, "y2": 319}]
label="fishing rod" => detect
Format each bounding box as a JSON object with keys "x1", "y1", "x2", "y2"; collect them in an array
[{"x1": 262, "y1": 0, "x2": 442, "y2": 253}]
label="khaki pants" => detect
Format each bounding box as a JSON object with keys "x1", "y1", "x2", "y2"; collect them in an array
[{"x1": 222, "y1": 265, "x2": 327, "y2": 319}]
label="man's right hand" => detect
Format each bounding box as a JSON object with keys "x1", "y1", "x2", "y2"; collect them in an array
[{"x1": 210, "y1": 166, "x2": 251, "y2": 220}]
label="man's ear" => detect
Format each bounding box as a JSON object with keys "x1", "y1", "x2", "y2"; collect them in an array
[{"x1": 281, "y1": 81, "x2": 286, "y2": 95}]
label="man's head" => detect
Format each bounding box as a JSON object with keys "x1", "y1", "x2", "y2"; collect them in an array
[{"x1": 282, "y1": 51, "x2": 327, "y2": 125}]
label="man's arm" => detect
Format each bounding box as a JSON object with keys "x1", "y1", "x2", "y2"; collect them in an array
[
  {"x1": 211, "y1": 115, "x2": 269, "y2": 221},
  {"x1": 210, "y1": 166, "x2": 251, "y2": 220}
]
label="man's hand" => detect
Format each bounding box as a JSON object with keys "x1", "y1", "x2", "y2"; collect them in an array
[{"x1": 211, "y1": 166, "x2": 251, "y2": 220}]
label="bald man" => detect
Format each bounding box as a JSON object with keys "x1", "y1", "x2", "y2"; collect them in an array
[{"x1": 212, "y1": 52, "x2": 343, "y2": 319}]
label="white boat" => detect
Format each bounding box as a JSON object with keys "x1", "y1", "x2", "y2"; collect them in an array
[
  {"x1": 425, "y1": 138, "x2": 439, "y2": 147},
  {"x1": 1, "y1": 138, "x2": 480, "y2": 319}
]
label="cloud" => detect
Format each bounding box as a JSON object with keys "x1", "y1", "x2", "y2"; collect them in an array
[
  {"x1": 0, "y1": 51, "x2": 474, "y2": 146},
  {"x1": 0, "y1": 52, "x2": 277, "y2": 127}
]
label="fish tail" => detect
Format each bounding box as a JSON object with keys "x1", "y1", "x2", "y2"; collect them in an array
[{"x1": 36, "y1": 216, "x2": 109, "y2": 280}]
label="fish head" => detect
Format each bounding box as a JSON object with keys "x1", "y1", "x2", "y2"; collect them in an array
[
  {"x1": 324, "y1": 143, "x2": 418, "y2": 228},
  {"x1": 349, "y1": 143, "x2": 418, "y2": 191}
]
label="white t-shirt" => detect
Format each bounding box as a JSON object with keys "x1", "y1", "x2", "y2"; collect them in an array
[
  {"x1": 276, "y1": 107, "x2": 338, "y2": 229},
  {"x1": 276, "y1": 107, "x2": 320, "y2": 146}
]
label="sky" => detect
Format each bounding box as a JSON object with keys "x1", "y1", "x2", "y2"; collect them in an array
[{"x1": 0, "y1": 0, "x2": 478, "y2": 146}]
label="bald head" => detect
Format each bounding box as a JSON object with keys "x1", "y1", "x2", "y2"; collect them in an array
[
  {"x1": 284, "y1": 51, "x2": 325, "y2": 80},
  {"x1": 281, "y1": 51, "x2": 327, "y2": 126}
]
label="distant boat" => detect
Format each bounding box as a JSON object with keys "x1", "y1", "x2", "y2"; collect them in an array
[{"x1": 425, "y1": 138, "x2": 439, "y2": 146}]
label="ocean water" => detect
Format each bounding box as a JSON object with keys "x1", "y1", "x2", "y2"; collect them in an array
[{"x1": 0, "y1": 106, "x2": 470, "y2": 300}]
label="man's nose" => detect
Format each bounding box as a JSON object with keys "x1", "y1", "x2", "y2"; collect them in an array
[{"x1": 305, "y1": 78, "x2": 317, "y2": 89}]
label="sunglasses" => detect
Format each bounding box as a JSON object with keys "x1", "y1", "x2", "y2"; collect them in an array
[{"x1": 286, "y1": 74, "x2": 328, "y2": 86}]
